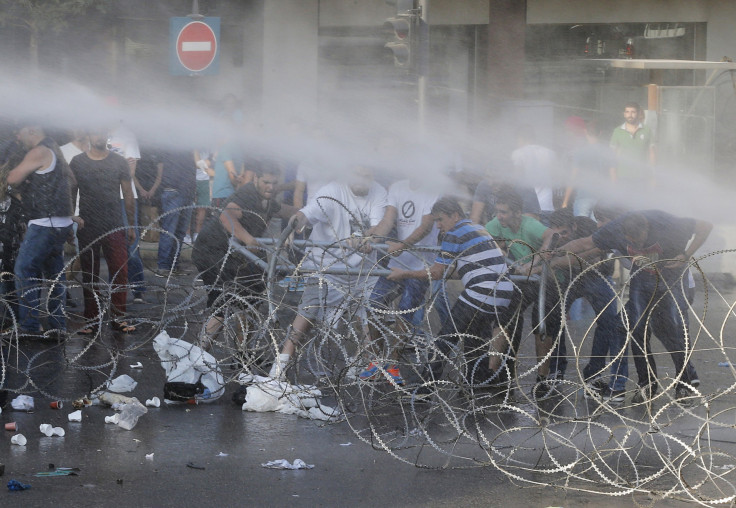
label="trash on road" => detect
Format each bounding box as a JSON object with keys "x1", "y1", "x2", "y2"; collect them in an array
[
  {"x1": 39, "y1": 424, "x2": 65, "y2": 437},
  {"x1": 107, "y1": 374, "x2": 138, "y2": 393},
  {"x1": 186, "y1": 462, "x2": 205, "y2": 470},
  {"x1": 34, "y1": 467, "x2": 79, "y2": 477},
  {"x1": 50, "y1": 401, "x2": 63, "y2": 409},
  {"x1": 7, "y1": 479, "x2": 31, "y2": 491},
  {"x1": 145, "y1": 397, "x2": 161, "y2": 408},
  {"x1": 238, "y1": 374, "x2": 341, "y2": 421},
  {"x1": 68, "y1": 410, "x2": 82, "y2": 422},
  {"x1": 216, "y1": 452, "x2": 228, "y2": 457},
  {"x1": 10, "y1": 434, "x2": 27, "y2": 446},
  {"x1": 145, "y1": 453, "x2": 154, "y2": 460},
  {"x1": 261, "y1": 459, "x2": 314, "y2": 470},
  {"x1": 10, "y1": 395, "x2": 33, "y2": 411},
  {"x1": 5, "y1": 422, "x2": 18, "y2": 431},
  {"x1": 105, "y1": 414, "x2": 120, "y2": 424},
  {"x1": 130, "y1": 362, "x2": 143, "y2": 369},
  {"x1": 153, "y1": 330, "x2": 225, "y2": 403},
  {"x1": 118, "y1": 402, "x2": 148, "y2": 430}
]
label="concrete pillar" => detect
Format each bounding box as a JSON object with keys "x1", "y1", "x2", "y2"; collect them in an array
[
  {"x1": 261, "y1": 0, "x2": 319, "y2": 123},
  {"x1": 486, "y1": 0, "x2": 526, "y2": 103}
]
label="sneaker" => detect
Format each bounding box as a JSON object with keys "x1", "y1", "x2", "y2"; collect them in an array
[
  {"x1": 153, "y1": 269, "x2": 167, "y2": 278},
  {"x1": 358, "y1": 362, "x2": 380, "y2": 381},
  {"x1": 183, "y1": 234, "x2": 193, "y2": 245},
  {"x1": 600, "y1": 386, "x2": 626, "y2": 403},
  {"x1": 689, "y1": 377, "x2": 700, "y2": 388},
  {"x1": 384, "y1": 364, "x2": 404, "y2": 385},
  {"x1": 676, "y1": 384, "x2": 700, "y2": 406},
  {"x1": 631, "y1": 382, "x2": 658, "y2": 404},
  {"x1": 584, "y1": 378, "x2": 608, "y2": 399},
  {"x1": 172, "y1": 267, "x2": 191, "y2": 276},
  {"x1": 133, "y1": 294, "x2": 145, "y2": 304},
  {"x1": 532, "y1": 375, "x2": 556, "y2": 401}
]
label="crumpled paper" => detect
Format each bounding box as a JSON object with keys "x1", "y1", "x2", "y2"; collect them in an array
[
  {"x1": 107, "y1": 374, "x2": 138, "y2": 393},
  {"x1": 261, "y1": 459, "x2": 313, "y2": 470},
  {"x1": 238, "y1": 374, "x2": 341, "y2": 422},
  {"x1": 11, "y1": 395, "x2": 34, "y2": 411}
]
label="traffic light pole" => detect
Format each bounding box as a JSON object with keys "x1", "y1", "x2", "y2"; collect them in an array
[{"x1": 417, "y1": 0, "x2": 428, "y2": 134}]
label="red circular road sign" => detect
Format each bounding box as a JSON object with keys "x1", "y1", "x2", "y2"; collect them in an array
[{"x1": 176, "y1": 21, "x2": 217, "y2": 72}]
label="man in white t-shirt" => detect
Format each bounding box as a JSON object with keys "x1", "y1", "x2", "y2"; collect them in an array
[
  {"x1": 359, "y1": 178, "x2": 439, "y2": 384},
  {"x1": 268, "y1": 167, "x2": 389, "y2": 380},
  {"x1": 511, "y1": 126, "x2": 559, "y2": 222}
]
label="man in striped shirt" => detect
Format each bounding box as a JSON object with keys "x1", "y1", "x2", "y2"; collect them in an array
[{"x1": 387, "y1": 196, "x2": 515, "y2": 397}]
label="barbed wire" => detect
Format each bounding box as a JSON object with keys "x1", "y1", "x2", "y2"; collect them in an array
[{"x1": 1, "y1": 203, "x2": 735, "y2": 506}]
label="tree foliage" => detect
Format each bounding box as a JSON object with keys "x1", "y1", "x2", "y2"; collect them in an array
[
  {"x1": 0, "y1": 0, "x2": 113, "y2": 67},
  {"x1": 0, "y1": 0, "x2": 111, "y2": 33}
]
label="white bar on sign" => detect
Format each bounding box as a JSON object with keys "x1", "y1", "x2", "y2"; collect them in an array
[{"x1": 182, "y1": 41, "x2": 212, "y2": 52}]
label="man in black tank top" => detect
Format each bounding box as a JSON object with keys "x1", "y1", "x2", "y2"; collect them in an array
[{"x1": 7, "y1": 121, "x2": 78, "y2": 337}]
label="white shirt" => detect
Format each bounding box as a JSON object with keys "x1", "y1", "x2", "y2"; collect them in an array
[
  {"x1": 60, "y1": 142, "x2": 84, "y2": 164},
  {"x1": 108, "y1": 124, "x2": 140, "y2": 200},
  {"x1": 296, "y1": 162, "x2": 330, "y2": 202},
  {"x1": 511, "y1": 144, "x2": 558, "y2": 212},
  {"x1": 60, "y1": 142, "x2": 84, "y2": 215},
  {"x1": 301, "y1": 181, "x2": 388, "y2": 272},
  {"x1": 386, "y1": 179, "x2": 439, "y2": 271}
]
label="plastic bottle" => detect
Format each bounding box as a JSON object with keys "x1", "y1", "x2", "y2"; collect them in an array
[{"x1": 117, "y1": 402, "x2": 148, "y2": 430}]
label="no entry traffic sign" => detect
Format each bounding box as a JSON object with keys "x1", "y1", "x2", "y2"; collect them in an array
[{"x1": 169, "y1": 17, "x2": 220, "y2": 76}]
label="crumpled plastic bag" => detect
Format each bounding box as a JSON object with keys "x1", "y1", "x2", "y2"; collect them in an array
[
  {"x1": 261, "y1": 459, "x2": 313, "y2": 470},
  {"x1": 11, "y1": 395, "x2": 34, "y2": 411},
  {"x1": 238, "y1": 374, "x2": 341, "y2": 421},
  {"x1": 106, "y1": 374, "x2": 138, "y2": 393},
  {"x1": 153, "y1": 330, "x2": 224, "y2": 403}
]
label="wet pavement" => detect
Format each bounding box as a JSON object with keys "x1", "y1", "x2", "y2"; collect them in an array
[{"x1": 1, "y1": 254, "x2": 735, "y2": 507}]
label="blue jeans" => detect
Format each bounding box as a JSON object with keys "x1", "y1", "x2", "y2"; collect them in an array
[
  {"x1": 431, "y1": 279, "x2": 451, "y2": 327},
  {"x1": 157, "y1": 189, "x2": 192, "y2": 271},
  {"x1": 369, "y1": 276, "x2": 429, "y2": 330},
  {"x1": 14, "y1": 224, "x2": 72, "y2": 332},
  {"x1": 121, "y1": 199, "x2": 145, "y2": 295},
  {"x1": 574, "y1": 275, "x2": 628, "y2": 391},
  {"x1": 626, "y1": 272, "x2": 697, "y2": 388}
]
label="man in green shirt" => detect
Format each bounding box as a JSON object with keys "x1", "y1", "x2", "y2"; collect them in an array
[
  {"x1": 485, "y1": 189, "x2": 558, "y2": 399},
  {"x1": 609, "y1": 101, "x2": 655, "y2": 184}
]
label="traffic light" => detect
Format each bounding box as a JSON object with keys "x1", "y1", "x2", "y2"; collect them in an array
[{"x1": 384, "y1": 0, "x2": 416, "y2": 68}]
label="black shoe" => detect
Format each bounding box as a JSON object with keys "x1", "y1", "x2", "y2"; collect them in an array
[
  {"x1": 532, "y1": 375, "x2": 557, "y2": 401},
  {"x1": 675, "y1": 384, "x2": 700, "y2": 407},
  {"x1": 631, "y1": 382, "x2": 658, "y2": 404},
  {"x1": 232, "y1": 386, "x2": 248, "y2": 406},
  {"x1": 600, "y1": 386, "x2": 626, "y2": 403},
  {"x1": 584, "y1": 378, "x2": 607, "y2": 399},
  {"x1": 43, "y1": 330, "x2": 68, "y2": 343}
]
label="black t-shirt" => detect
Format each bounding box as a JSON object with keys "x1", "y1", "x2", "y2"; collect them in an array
[
  {"x1": 70, "y1": 151, "x2": 130, "y2": 233},
  {"x1": 159, "y1": 150, "x2": 196, "y2": 197},
  {"x1": 592, "y1": 210, "x2": 695, "y2": 278},
  {"x1": 194, "y1": 182, "x2": 281, "y2": 258}
]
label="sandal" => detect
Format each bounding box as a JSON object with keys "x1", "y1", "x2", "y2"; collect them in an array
[
  {"x1": 77, "y1": 326, "x2": 98, "y2": 336},
  {"x1": 111, "y1": 321, "x2": 136, "y2": 334}
]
